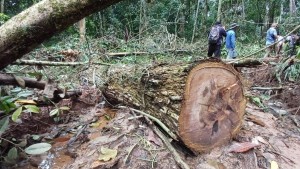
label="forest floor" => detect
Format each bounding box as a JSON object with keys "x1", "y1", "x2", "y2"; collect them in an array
[{"x1": 4, "y1": 65, "x2": 300, "y2": 169}]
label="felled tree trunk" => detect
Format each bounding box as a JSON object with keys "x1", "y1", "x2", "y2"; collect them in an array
[
  {"x1": 103, "y1": 60, "x2": 246, "y2": 152},
  {"x1": 0, "y1": 0, "x2": 122, "y2": 70}
]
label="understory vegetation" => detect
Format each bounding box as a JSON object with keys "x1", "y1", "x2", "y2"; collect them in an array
[{"x1": 0, "y1": 0, "x2": 300, "y2": 168}]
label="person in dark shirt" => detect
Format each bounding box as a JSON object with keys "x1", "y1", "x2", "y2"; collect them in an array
[{"x1": 207, "y1": 21, "x2": 227, "y2": 59}]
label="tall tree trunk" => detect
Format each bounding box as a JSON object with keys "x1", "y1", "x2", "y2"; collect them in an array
[
  {"x1": 201, "y1": 0, "x2": 208, "y2": 32},
  {"x1": 265, "y1": 1, "x2": 270, "y2": 29},
  {"x1": 0, "y1": 0, "x2": 122, "y2": 70},
  {"x1": 103, "y1": 60, "x2": 246, "y2": 152},
  {"x1": 242, "y1": 0, "x2": 245, "y2": 19},
  {"x1": 289, "y1": 0, "x2": 296, "y2": 17},
  {"x1": 217, "y1": 0, "x2": 222, "y2": 22},
  {"x1": 191, "y1": 0, "x2": 201, "y2": 43},
  {"x1": 0, "y1": 0, "x2": 4, "y2": 13},
  {"x1": 98, "y1": 12, "x2": 104, "y2": 37},
  {"x1": 138, "y1": 0, "x2": 145, "y2": 45},
  {"x1": 79, "y1": 18, "x2": 86, "y2": 42}
]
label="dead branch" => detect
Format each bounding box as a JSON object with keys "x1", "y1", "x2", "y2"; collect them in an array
[
  {"x1": 152, "y1": 126, "x2": 190, "y2": 169},
  {"x1": 13, "y1": 60, "x2": 112, "y2": 66},
  {"x1": 118, "y1": 106, "x2": 178, "y2": 141},
  {"x1": 251, "y1": 86, "x2": 283, "y2": 90},
  {"x1": 0, "y1": 73, "x2": 46, "y2": 89},
  {"x1": 0, "y1": 73, "x2": 81, "y2": 101}
]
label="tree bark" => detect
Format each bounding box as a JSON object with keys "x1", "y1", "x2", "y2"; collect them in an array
[
  {"x1": 289, "y1": 0, "x2": 296, "y2": 17},
  {"x1": 0, "y1": 73, "x2": 46, "y2": 89},
  {"x1": 191, "y1": 0, "x2": 200, "y2": 43},
  {"x1": 78, "y1": 18, "x2": 86, "y2": 42},
  {"x1": 217, "y1": 0, "x2": 222, "y2": 22},
  {"x1": 0, "y1": 0, "x2": 122, "y2": 70},
  {"x1": 103, "y1": 60, "x2": 246, "y2": 152},
  {"x1": 0, "y1": 0, "x2": 4, "y2": 13}
]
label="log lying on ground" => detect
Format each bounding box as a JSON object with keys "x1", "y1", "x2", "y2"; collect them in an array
[
  {"x1": 103, "y1": 60, "x2": 246, "y2": 152},
  {"x1": 0, "y1": 73, "x2": 45, "y2": 89},
  {"x1": 0, "y1": 73, "x2": 81, "y2": 101}
]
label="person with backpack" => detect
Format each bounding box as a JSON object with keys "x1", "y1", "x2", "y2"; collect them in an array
[
  {"x1": 286, "y1": 33, "x2": 300, "y2": 56},
  {"x1": 207, "y1": 21, "x2": 227, "y2": 59},
  {"x1": 264, "y1": 23, "x2": 278, "y2": 58},
  {"x1": 225, "y1": 23, "x2": 239, "y2": 59}
]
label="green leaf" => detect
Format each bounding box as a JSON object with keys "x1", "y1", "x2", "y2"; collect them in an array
[
  {"x1": 25, "y1": 143, "x2": 52, "y2": 155},
  {"x1": 59, "y1": 106, "x2": 70, "y2": 111},
  {"x1": 24, "y1": 105, "x2": 40, "y2": 113},
  {"x1": 0, "y1": 101, "x2": 10, "y2": 113},
  {"x1": 12, "y1": 107, "x2": 23, "y2": 122},
  {"x1": 49, "y1": 109, "x2": 59, "y2": 116},
  {"x1": 0, "y1": 116, "x2": 9, "y2": 136},
  {"x1": 7, "y1": 147, "x2": 18, "y2": 160},
  {"x1": 4, "y1": 147, "x2": 18, "y2": 164},
  {"x1": 31, "y1": 135, "x2": 40, "y2": 140},
  {"x1": 10, "y1": 87, "x2": 22, "y2": 93},
  {"x1": 17, "y1": 91, "x2": 34, "y2": 98},
  {"x1": 251, "y1": 97, "x2": 264, "y2": 108}
]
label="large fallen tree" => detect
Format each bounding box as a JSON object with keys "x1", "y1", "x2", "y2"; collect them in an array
[
  {"x1": 103, "y1": 60, "x2": 247, "y2": 152},
  {"x1": 0, "y1": 0, "x2": 122, "y2": 70}
]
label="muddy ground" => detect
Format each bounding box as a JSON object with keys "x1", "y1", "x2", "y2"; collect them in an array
[{"x1": 2, "y1": 66, "x2": 300, "y2": 169}]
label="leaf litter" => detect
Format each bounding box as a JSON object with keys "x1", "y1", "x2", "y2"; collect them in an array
[{"x1": 2, "y1": 79, "x2": 300, "y2": 169}]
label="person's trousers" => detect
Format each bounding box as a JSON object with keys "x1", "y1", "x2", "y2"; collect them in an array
[
  {"x1": 208, "y1": 44, "x2": 221, "y2": 58},
  {"x1": 226, "y1": 48, "x2": 237, "y2": 59}
]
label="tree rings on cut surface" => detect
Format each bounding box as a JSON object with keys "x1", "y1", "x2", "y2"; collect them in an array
[{"x1": 179, "y1": 61, "x2": 246, "y2": 152}]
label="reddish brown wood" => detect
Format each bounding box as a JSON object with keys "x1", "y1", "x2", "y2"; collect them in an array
[{"x1": 179, "y1": 61, "x2": 246, "y2": 152}]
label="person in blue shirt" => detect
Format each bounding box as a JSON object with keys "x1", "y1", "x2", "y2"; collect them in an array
[
  {"x1": 264, "y1": 23, "x2": 278, "y2": 58},
  {"x1": 225, "y1": 23, "x2": 239, "y2": 59}
]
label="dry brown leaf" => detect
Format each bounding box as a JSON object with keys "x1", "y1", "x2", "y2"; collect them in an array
[
  {"x1": 98, "y1": 147, "x2": 118, "y2": 161},
  {"x1": 147, "y1": 129, "x2": 162, "y2": 146},
  {"x1": 228, "y1": 142, "x2": 260, "y2": 153},
  {"x1": 15, "y1": 100, "x2": 37, "y2": 105},
  {"x1": 207, "y1": 159, "x2": 227, "y2": 169},
  {"x1": 246, "y1": 115, "x2": 266, "y2": 127},
  {"x1": 13, "y1": 75, "x2": 25, "y2": 88}
]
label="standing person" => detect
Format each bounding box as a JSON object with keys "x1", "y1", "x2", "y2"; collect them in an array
[
  {"x1": 276, "y1": 33, "x2": 285, "y2": 55},
  {"x1": 264, "y1": 23, "x2": 278, "y2": 58},
  {"x1": 225, "y1": 23, "x2": 239, "y2": 59},
  {"x1": 286, "y1": 34, "x2": 300, "y2": 56},
  {"x1": 207, "y1": 21, "x2": 227, "y2": 59}
]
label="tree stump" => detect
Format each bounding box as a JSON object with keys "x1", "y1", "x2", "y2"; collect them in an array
[
  {"x1": 179, "y1": 61, "x2": 246, "y2": 152},
  {"x1": 103, "y1": 60, "x2": 246, "y2": 152}
]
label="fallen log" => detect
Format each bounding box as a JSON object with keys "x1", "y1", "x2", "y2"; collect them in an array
[
  {"x1": 103, "y1": 60, "x2": 246, "y2": 152},
  {"x1": 0, "y1": 73, "x2": 45, "y2": 89},
  {"x1": 0, "y1": 73, "x2": 81, "y2": 101}
]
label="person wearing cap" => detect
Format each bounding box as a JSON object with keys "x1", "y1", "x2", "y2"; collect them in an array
[
  {"x1": 225, "y1": 23, "x2": 239, "y2": 59},
  {"x1": 264, "y1": 23, "x2": 278, "y2": 58}
]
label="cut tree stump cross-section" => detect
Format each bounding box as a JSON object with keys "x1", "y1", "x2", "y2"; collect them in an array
[{"x1": 179, "y1": 61, "x2": 246, "y2": 152}]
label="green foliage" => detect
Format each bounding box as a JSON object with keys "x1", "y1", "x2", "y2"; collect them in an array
[
  {"x1": 0, "y1": 13, "x2": 10, "y2": 25},
  {"x1": 4, "y1": 147, "x2": 18, "y2": 164},
  {"x1": 25, "y1": 142, "x2": 52, "y2": 155},
  {"x1": 249, "y1": 96, "x2": 265, "y2": 108},
  {"x1": 0, "y1": 96, "x2": 16, "y2": 113},
  {"x1": 49, "y1": 106, "x2": 70, "y2": 122},
  {"x1": 0, "y1": 116, "x2": 9, "y2": 137}
]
